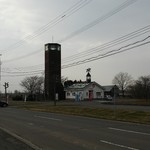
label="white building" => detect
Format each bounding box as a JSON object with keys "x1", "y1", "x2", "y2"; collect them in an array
[{"x1": 65, "y1": 82, "x2": 104, "y2": 101}]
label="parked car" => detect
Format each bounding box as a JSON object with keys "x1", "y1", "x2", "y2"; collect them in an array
[
  {"x1": 0, "y1": 101, "x2": 8, "y2": 107},
  {"x1": 104, "y1": 95, "x2": 113, "y2": 100}
]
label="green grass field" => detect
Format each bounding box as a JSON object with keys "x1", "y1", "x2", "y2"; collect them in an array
[{"x1": 9, "y1": 100, "x2": 150, "y2": 125}]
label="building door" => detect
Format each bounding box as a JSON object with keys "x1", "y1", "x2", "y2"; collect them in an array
[{"x1": 89, "y1": 90, "x2": 93, "y2": 101}]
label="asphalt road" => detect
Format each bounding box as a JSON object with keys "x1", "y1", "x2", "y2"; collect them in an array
[
  {"x1": 0, "y1": 128, "x2": 34, "y2": 150},
  {"x1": 0, "y1": 107, "x2": 150, "y2": 150}
]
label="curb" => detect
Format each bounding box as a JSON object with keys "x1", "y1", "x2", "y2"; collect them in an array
[{"x1": 0, "y1": 126, "x2": 42, "y2": 150}]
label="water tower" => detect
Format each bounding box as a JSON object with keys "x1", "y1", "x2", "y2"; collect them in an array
[{"x1": 45, "y1": 43, "x2": 61, "y2": 100}]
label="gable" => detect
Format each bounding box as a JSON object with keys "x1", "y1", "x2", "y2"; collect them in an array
[
  {"x1": 65, "y1": 81, "x2": 104, "y2": 92},
  {"x1": 84, "y1": 82, "x2": 104, "y2": 91},
  {"x1": 103, "y1": 85, "x2": 119, "y2": 92}
]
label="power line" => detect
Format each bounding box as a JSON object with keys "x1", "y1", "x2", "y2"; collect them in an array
[
  {"x1": 2, "y1": 70, "x2": 43, "y2": 74},
  {"x1": 2, "y1": 0, "x2": 137, "y2": 63},
  {"x1": 4, "y1": 24, "x2": 150, "y2": 70},
  {"x1": 2, "y1": 0, "x2": 92, "y2": 54},
  {"x1": 2, "y1": 36, "x2": 150, "y2": 76},
  {"x1": 2, "y1": 69, "x2": 44, "y2": 77},
  {"x1": 61, "y1": 36, "x2": 150, "y2": 69},
  {"x1": 2, "y1": 71, "x2": 43, "y2": 77},
  {"x1": 3, "y1": 48, "x2": 43, "y2": 63},
  {"x1": 4, "y1": 24, "x2": 150, "y2": 64},
  {"x1": 62, "y1": 25, "x2": 150, "y2": 63},
  {"x1": 58, "y1": 0, "x2": 137, "y2": 43}
]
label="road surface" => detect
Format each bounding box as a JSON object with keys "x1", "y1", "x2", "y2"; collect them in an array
[
  {"x1": 0, "y1": 128, "x2": 33, "y2": 150},
  {"x1": 0, "y1": 107, "x2": 150, "y2": 150}
]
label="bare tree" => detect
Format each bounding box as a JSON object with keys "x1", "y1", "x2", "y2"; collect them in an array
[
  {"x1": 112, "y1": 72, "x2": 133, "y2": 97},
  {"x1": 128, "y1": 75, "x2": 150, "y2": 99},
  {"x1": 20, "y1": 76, "x2": 44, "y2": 100},
  {"x1": 61, "y1": 76, "x2": 68, "y2": 86}
]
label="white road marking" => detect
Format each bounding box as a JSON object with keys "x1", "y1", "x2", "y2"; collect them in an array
[
  {"x1": 100, "y1": 140, "x2": 139, "y2": 150},
  {"x1": 28, "y1": 123, "x2": 34, "y2": 126},
  {"x1": 34, "y1": 115, "x2": 62, "y2": 121},
  {"x1": 108, "y1": 127, "x2": 150, "y2": 136}
]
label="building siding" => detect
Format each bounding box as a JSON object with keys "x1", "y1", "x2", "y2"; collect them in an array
[{"x1": 65, "y1": 82, "x2": 104, "y2": 100}]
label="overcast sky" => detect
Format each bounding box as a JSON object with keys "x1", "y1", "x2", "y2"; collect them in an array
[{"x1": 0, "y1": 0, "x2": 150, "y2": 92}]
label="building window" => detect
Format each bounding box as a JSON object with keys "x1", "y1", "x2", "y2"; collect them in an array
[
  {"x1": 96, "y1": 92, "x2": 101, "y2": 98},
  {"x1": 67, "y1": 92, "x2": 70, "y2": 96},
  {"x1": 72, "y1": 92, "x2": 75, "y2": 96},
  {"x1": 86, "y1": 92, "x2": 88, "y2": 96}
]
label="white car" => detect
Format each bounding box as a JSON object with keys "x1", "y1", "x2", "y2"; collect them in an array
[{"x1": 105, "y1": 95, "x2": 113, "y2": 100}]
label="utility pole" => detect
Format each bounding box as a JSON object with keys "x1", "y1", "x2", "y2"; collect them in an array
[
  {"x1": 3, "y1": 82, "x2": 9, "y2": 103},
  {"x1": 0, "y1": 54, "x2": 2, "y2": 81},
  {"x1": 0, "y1": 54, "x2": 2, "y2": 98},
  {"x1": 113, "y1": 86, "x2": 117, "y2": 119}
]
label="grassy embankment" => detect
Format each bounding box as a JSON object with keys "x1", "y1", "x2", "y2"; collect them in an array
[{"x1": 9, "y1": 100, "x2": 150, "y2": 125}]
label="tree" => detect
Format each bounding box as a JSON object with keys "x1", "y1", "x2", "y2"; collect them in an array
[
  {"x1": 128, "y1": 75, "x2": 150, "y2": 99},
  {"x1": 137, "y1": 75, "x2": 150, "y2": 99},
  {"x1": 112, "y1": 72, "x2": 133, "y2": 97},
  {"x1": 64, "y1": 80, "x2": 74, "y2": 88},
  {"x1": 12, "y1": 90, "x2": 23, "y2": 101},
  {"x1": 20, "y1": 76, "x2": 44, "y2": 100},
  {"x1": 61, "y1": 76, "x2": 68, "y2": 86}
]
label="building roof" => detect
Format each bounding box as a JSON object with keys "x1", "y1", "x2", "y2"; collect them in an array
[
  {"x1": 86, "y1": 72, "x2": 91, "y2": 77},
  {"x1": 66, "y1": 82, "x2": 89, "y2": 90},
  {"x1": 65, "y1": 82, "x2": 104, "y2": 91},
  {"x1": 102, "y1": 85, "x2": 118, "y2": 92}
]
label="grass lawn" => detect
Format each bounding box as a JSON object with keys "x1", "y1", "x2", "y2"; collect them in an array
[
  {"x1": 115, "y1": 98, "x2": 150, "y2": 106},
  {"x1": 9, "y1": 100, "x2": 150, "y2": 125}
]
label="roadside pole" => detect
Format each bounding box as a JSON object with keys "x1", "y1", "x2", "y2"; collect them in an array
[
  {"x1": 3, "y1": 82, "x2": 9, "y2": 103},
  {"x1": 0, "y1": 54, "x2": 2, "y2": 99},
  {"x1": 113, "y1": 86, "x2": 116, "y2": 119}
]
